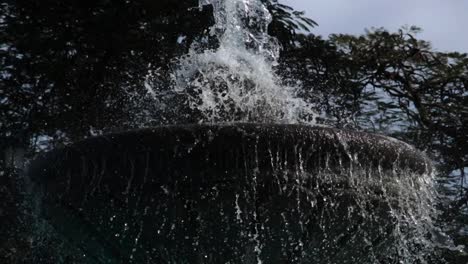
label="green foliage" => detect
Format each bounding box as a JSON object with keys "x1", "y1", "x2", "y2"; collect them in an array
[
  {"x1": 1, "y1": 0, "x2": 214, "y2": 144},
  {"x1": 280, "y1": 27, "x2": 467, "y2": 173},
  {"x1": 330, "y1": 27, "x2": 467, "y2": 172},
  {"x1": 264, "y1": 0, "x2": 318, "y2": 46}
]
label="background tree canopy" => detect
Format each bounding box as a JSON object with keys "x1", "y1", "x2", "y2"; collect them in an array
[{"x1": 1, "y1": 0, "x2": 467, "y2": 263}]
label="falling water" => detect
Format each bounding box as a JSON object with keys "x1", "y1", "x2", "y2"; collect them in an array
[
  {"x1": 29, "y1": 124, "x2": 441, "y2": 263},
  {"x1": 27, "y1": 0, "x2": 446, "y2": 263},
  {"x1": 146, "y1": 0, "x2": 316, "y2": 124}
]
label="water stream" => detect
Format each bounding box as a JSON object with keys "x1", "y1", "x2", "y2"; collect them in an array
[{"x1": 146, "y1": 0, "x2": 316, "y2": 124}]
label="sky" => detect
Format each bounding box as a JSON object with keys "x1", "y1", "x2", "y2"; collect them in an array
[{"x1": 281, "y1": 0, "x2": 468, "y2": 53}]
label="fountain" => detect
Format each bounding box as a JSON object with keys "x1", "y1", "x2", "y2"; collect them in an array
[{"x1": 28, "y1": 0, "x2": 437, "y2": 263}]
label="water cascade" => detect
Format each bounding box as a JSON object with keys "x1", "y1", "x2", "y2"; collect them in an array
[
  {"x1": 148, "y1": 0, "x2": 316, "y2": 124},
  {"x1": 28, "y1": 0, "x2": 438, "y2": 263}
]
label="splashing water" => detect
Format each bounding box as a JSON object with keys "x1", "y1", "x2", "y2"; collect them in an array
[
  {"x1": 24, "y1": 1, "x2": 450, "y2": 263},
  {"x1": 146, "y1": 0, "x2": 316, "y2": 124}
]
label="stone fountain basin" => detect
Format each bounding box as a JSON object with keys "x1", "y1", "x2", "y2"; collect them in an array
[{"x1": 28, "y1": 123, "x2": 432, "y2": 263}]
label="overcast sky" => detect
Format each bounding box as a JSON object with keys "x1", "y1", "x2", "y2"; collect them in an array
[{"x1": 281, "y1": 0, "x2": 468, "y2": 53}]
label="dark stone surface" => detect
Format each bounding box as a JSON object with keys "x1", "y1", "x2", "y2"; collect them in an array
[{"x1": 28, "y1": 123, "x2": 432, "y2": 263}]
